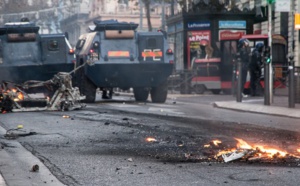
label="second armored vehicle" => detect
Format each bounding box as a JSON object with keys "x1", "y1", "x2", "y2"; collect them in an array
[{"x1": 74, "y1": 20, "x2": 174, "y2": 103}]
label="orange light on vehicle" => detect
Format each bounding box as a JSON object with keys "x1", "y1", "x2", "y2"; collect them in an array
[
  {"x1": 69, "y1": 48, "x2": 75, "y2": 54},
  {"x1": 142, "y1": 51, "x2": 162, "y2": 57},
  {"x1": 108, "y1": 51, "x2": 130, "y2": 57}
]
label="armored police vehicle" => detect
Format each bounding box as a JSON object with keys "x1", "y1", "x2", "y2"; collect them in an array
[
  {"x1": 0, "y1": 20, "x2": 75, "y2": 84},
  {"x1": 74, "y1": 20, "x2": 174, "y2": 103}
]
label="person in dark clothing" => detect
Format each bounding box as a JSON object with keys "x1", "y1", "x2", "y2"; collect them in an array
[
  {"x1": 249, "y1": 43, "x2": 264, "y2": 96},
  {"x1": 237, "y1": 38, "x2": 251, "y2": 97}
]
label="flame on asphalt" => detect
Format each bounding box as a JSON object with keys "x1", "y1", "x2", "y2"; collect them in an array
[
  {"x1": 146, "y1": 137, "x2": 157, "y2": 142},
  {"x1": 205, "y1": 138, "x2": 296, "y2": 159}
]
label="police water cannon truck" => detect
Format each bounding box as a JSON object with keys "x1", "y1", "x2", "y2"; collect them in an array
[{"x1": 74, "y1": 19, "x2": 174, "y2": 103}]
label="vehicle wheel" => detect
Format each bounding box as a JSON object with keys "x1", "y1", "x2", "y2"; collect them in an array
[
  {"x1": 150, "y1": 82, "x2": 168, "y2": 103},
  {"x1": 133, "y1": 87, "x2": 149, "y2": 102},
  {"x1": 194, "y1": 84, "x2": 206, "y2": 94},
  {"x1": 180, "y1": 83, "x2": 191, "y2": 94},
  {"x1": 80, "y1": 75, "x2": 97, "y2": 103},
  {"x1": 211, "y1": 89, "x2": 221, "y2": 95}
]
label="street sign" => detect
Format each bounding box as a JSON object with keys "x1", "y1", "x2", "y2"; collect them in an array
[
  {"x1": 295, "y1": 13, "x2": 300, "y2": 29},
  {"x1": 275, "y1": 0, "x2": 290, "y2": 12}
]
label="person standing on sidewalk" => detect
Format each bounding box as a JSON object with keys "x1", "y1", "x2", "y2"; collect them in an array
[
  {"x1": 249, "y1": 43, "x2": 264, "y2": 96},
  {"x1": 237, "y1": 38, "x2": 251, "y2": 97}
]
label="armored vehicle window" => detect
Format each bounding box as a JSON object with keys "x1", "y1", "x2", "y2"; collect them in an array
[
  {"x1": 76, "y1": 39, "x2": 85, "y2": 49},
  {"x1": 48, "y1": 40, "x2": 59, "y2": 51}
]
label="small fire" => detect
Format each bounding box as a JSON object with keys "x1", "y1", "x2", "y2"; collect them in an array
[
  {"x1": 4, "y1": 88, "x2": 24, "y2": 101},
  {"x1": 15, "y1": 92, "x2": 24, "y2": 101},
  {"x1": 146, "y1": 137, "x2": 157, "y2": 142},
  {"x1": 212, "y1": 140, "x2": 222, "y2": 146},
  {"x1": 234, "y1": 138, "x2": 287, "y2": 158},
  {"x1": 204, "y1": 139, "x2": 222, "y2": 148},
  {"x1": 204, "y1": 138, "x2": 297, "y2": 162}
]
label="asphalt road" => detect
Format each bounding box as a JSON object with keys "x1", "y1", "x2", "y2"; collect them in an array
[{"x1": 0, "y1": 93, "x2": 300, "y2": 186}]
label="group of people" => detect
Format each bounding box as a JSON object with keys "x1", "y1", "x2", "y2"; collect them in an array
[{"x1": 237, "y1": 38, "x2": 264, "y2": 97}]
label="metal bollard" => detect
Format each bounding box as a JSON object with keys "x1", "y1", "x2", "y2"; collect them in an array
[
  {"x1": 236, "y1": 57, "x2": 242, "y2": 102},
  {"x1": 231, "y1": 59, "x2": 236, "y2": 96},
  {"x1": 288, "y1": 55, "x2": 295, "y2": 108},
  {"x1": 264, "y1": 60, "x2": 270, "y2": 105}
]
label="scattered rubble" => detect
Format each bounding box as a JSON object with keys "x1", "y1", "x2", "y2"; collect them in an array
[{"x1": 31, "y1": 164, "x2": 39, "y2": 172}]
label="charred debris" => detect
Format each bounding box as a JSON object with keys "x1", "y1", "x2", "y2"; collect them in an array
[{"x1": 0, "y1": 71, "x2": 86, "y2": 113}]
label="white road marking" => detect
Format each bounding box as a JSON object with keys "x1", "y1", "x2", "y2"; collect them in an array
[
  {"x1": 106, "y1": 103, "x2": 185, "y2": 115},
  {"x1": 107, "y1": 104, "x2": 139, "y2": 108},
  {"x1": 148, "y1": 107, "x2": 185, "y2": 115}
]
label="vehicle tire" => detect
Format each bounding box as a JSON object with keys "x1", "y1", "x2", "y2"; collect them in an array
[
  {"x1": 133, "y1": 87, "x2": 149, "y2": 102},
  {"x1": 211, "y1": 89, "x2": 221, "y2": 95},
  {"x1": 80, "y1": 75, "x2": 97, "y2": 103},
  {"x1": 194, "y1": 84, "x2": 206, "y2": 94},
  {"x1": 150, "y1": 82, "x2": 168, "y2": 103}
]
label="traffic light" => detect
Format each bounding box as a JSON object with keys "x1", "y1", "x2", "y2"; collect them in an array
[{"x1": 267, "y1": 0, "x2": 275, "y2": 4}]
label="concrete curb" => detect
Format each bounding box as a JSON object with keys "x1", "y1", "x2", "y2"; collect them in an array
[
  {"x1": 214, "y1": 101, "x2": 300, "y2": 119},
  {"x1": 0, "y1": 126, "x2": 66, "y2": 186}
]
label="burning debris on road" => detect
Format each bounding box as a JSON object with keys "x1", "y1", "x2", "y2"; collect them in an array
[
  {"x1": 143, "y1": 134, "x2": 300, "y2": 166},
  {"x1": 203, "y1": 138, "x2": 300, "y2": 164},
  {"x1": 0, "y1": 72, "x2": 86, "y2": 113}
]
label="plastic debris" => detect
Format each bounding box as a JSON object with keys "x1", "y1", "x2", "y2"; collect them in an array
[{"x1": 222, "y1": 149, "x2": 249, "y2": 162}]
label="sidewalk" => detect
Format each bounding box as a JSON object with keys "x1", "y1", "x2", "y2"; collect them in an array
[
  {"x1": 117, "y1": 88, "x2": 300, "y2": 119},
  {"x1": 213, "y1": 88, "x2": 300, "y2": 119}
]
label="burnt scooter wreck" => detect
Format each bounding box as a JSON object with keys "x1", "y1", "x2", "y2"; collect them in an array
[{"x1": 0, "y1": 68, "x2": 87, "y2": 113}]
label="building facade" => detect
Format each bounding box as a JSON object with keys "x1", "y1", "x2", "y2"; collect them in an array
[{"x1": 0, "y1": 0, "x2": 298, "y2": 65}]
